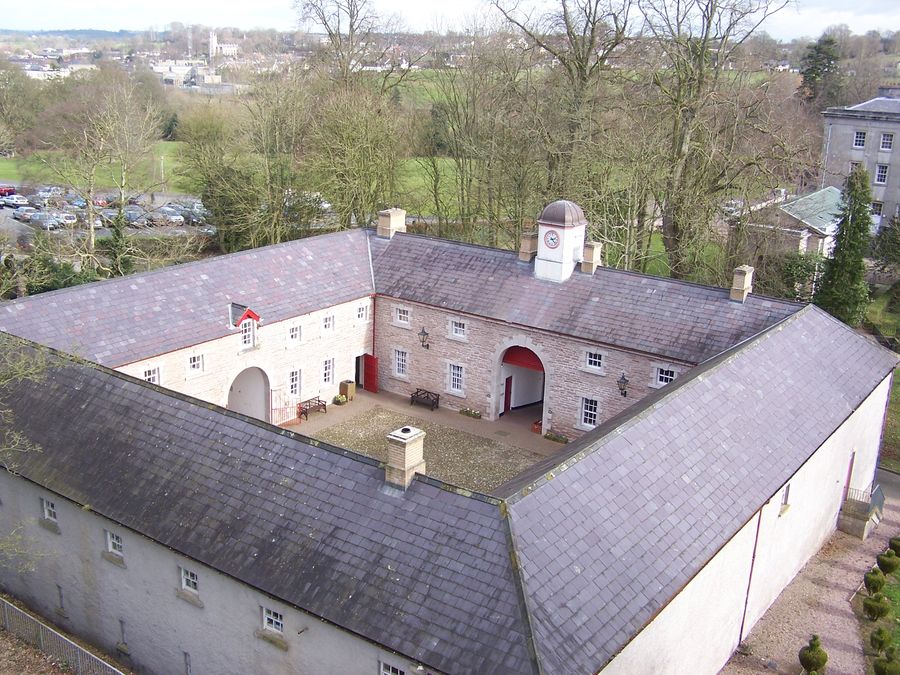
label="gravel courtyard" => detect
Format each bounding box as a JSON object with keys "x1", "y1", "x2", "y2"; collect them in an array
[{"x1": 308, "y1": 405, "x2": 548, "y2": 493}]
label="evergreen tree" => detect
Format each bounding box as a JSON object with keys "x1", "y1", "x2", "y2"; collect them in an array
[
  {"x1": 800, "y1": 35, "x2": 843, "y2": 106},
  {"x1": 873, "y1": 214, "x2": 900, "y2": 270},
  {"x1": 814, "y1": 166, "x2": 872, "y2": 325}
]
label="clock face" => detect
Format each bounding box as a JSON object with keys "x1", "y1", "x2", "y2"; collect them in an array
[{"x1": 544, "y1": 229, "x2": 560, "y2": 249}]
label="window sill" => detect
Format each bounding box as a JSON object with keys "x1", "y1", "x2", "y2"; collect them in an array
[
  {"x1": 38, "y1": 518, "x2": 60, "y2": 535},
  {"x1": 390, "y1": 374, "x2": 410, "y2": 383},
  {"x1": 102, "y1": 551, "x2": 127, "y2": 568},
  {"x1": 575, "y1": 422, "x2": 597, "y2": 432},
  {"x1": 254, "y1": 629, "x2": 288, "y2": 651},
  {"x1": 779, "y1": 504, "x2": 790, "y2": 517},
  {"x1": 447, "y1": 334, "x2": 468, "y2": 343},
  {"x1": 445, "y1": 389, "x2": 466, "y2": 400},
  {"x1": 579, "y1": 367, "x2": 606, "y2": 377},
  {"x1": 55, "y1": 607, "x2": 68, "y2": 620},
  {"x1": 176, "y1": 589, "x2": 204, "y2": 608},
  {"x1": 116, "y1": 642, "x2": 130, "y2": 656},
  {"x1": 392, "y1": 322, "x2": 411, "y2": 330}
]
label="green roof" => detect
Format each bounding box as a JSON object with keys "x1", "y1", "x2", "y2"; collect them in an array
[{"x1": 779, "y1": 187, "x2": 842, "y2": 235}]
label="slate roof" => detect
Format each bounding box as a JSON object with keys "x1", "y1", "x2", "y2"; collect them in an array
[
  {"x1": 495, "y1": 305, "x2": 898, "y2": 673},
  {"x1": 0, "y1": 230, "x2": 374, "y2": 367},
  {"x1": 2, "y1": 343, "x2": 536, "y2": 675},
  {"x1": 373, "y1": 233, "x2": 801, "y2": 363},
  {"x1": 848, "y1": 97, "x2": 900, "y2": 115},
  {"x1": 779, "y1": 187, "x2": 843, "y2": 235}
]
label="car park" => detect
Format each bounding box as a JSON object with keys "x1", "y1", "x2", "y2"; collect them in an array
[
  {"x1": 3, "y1": 194, "x2": 28, "y2": 208},
  {"x1": 148, "y1": 206, "x2": 185, "y2": 226},
  {"x1": 13, "y1": 206, "x2": 37, "y2": 221}
]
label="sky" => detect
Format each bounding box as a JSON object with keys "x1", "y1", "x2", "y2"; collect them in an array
[{"x1": 2, "y1": 0, "x2": 899, "y2": 43}]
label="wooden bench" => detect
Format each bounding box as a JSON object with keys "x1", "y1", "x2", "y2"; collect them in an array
[
  {"x1": 297, "y1": 397, "x2": 327, "y2": 421},
  {"x1": 410, "y1": 388, "x2": 439, "y2": 411}
]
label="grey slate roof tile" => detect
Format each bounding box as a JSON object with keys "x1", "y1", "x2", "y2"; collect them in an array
[
  {"x1": 2, "y1": 348, "x2": 536, "y2": 675},
  {"x1": 500, "y1": 306, "x2": 897, "y2": 674}
]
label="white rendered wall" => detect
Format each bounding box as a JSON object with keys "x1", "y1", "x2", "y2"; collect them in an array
[
  {"x1": 601, "y1": 372, "x2": 893, "y2": 675},
  {"x1": 500, "y1": 363, "x2": 544, "y2": 409},
  {"x1": 0, "y1": 472, "x2": 432, "y2": 675}
]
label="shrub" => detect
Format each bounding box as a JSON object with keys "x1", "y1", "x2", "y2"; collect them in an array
[
  {"x1": 799, "y1": 635, "x2": 828, "y2": 674},
  {"x1": 865, "y1": 593, "x2": 891, "y2": 621},
  {"x1": 890, "y1": 537, "x2": 900, "y2": 556},
  {"x1": 878, "y1": 549, "x2": 900, "y2": 575},
  {"x1": 543, "y1": 431, "x2": 569, "y2": 444},
  {"x1": 332, "y1": 394, "x2": 347, "y2": 405},
  {"x1": 867, "y1": 567, "x2": 887, "y2": 595},
  {"x1": 872, "y1": 627, "x2": 892, "y2": 655},
  {"x1": 875, "y1": 646, "x2": 900, "y2": 675},
  {"x1": 459, "y1": 408, "x2": 482, "y2": 419}
]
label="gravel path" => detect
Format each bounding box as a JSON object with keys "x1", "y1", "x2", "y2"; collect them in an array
[{"x1": 721, "y1": 499, "x2": 899, "y2": 674}]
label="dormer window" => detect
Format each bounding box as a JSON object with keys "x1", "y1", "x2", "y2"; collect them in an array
[{"x1": 240, "y1": 319, "x2": 256, "y2": 348}]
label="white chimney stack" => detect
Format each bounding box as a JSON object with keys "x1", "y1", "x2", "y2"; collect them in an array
[
  {"x1": 385, "y1": 426, "x2": 426, "y2": 489},
  {"x1": 730, "y1": 265, "x2": 754, "y2": 303},
  {"x1": 377, "y1": 208, "x2": 407, "y2": 239},
  {"x1": 581, "y1": 242, "x2": 602, "y2": 275},
  {"x1": 518, "y1": 232, "x2": 538, "y2": 262}
]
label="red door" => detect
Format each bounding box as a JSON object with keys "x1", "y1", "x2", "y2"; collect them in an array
[
  {"x1": 503, "y1": 376, "x2": 512, "y2": 415},
  {"x1": 363, "y1": 354, "x2": 379, "y2": 393},
  {"x1": 843, "y1": 451, "x2": 856, "y2": 501}
]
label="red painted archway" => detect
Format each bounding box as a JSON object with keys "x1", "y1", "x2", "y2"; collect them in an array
[{"x1": 502, "y1": 346, "x2": 544, "y2": 372}]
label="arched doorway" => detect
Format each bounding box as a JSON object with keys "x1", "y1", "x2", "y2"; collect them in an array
[
  {"x1": 499, "y1": 346, "x2": 545, "y2": 424},
  {"x1": 228, "y1": 367, "x2": 270, "y2": 422}
]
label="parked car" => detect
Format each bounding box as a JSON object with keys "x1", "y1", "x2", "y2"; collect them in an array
[
  {"x1": 3, "y1": 194, "x2": 28, "y2": 207},
  {"x1": 198, "y1": 225, "x2": 217, "y2": 236},
  {"x1": 12, "y1": 206, "x2": 37, "y2": 221},
  {"x1": 55, "y1": 212, "x2": 77, "y2": 227},
  {"x1": 70, "y1": 198, "x2": 87, "y2": 209},
  {"x1": 0, "y1": 186, "x2": 16, "y2": 197},
  {"x1": 148, "y1": 207, "x2": 184, "y2": 226},
  {"x1": 30, "y1": 213, "x2": 59, "y2": 231}
]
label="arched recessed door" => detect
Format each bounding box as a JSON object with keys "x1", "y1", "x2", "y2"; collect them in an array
[{"x1": 227, "y1": 367, "x2": 270, "y2": 422}]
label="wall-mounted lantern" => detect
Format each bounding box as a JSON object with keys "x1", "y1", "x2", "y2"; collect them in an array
[
  {"x1": 418, "y1": 327, "x2": 430, "y2": 350},
  {"x1": 617, "y1": 373, "x2": 629, "y2": 397}
]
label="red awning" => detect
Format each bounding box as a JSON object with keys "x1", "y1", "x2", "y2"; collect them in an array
[{"x1": 502, "y1": 346, "x2": 544, "y2": 372}]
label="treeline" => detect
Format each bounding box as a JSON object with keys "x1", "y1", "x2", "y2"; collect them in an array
[{"x1": 1, "y1": 0, "x2": 898, "y2": 289}]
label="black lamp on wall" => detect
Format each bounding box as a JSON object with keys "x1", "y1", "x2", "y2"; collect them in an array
[
  {"x1": 418, "y1": 327, "x2": 430, "y2": 349},
  {"x1": 617, "y1": 372, "x2": 629, "y2": 397}
]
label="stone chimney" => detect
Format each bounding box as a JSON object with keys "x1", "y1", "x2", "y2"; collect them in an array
[
  {"x1": 729, "y1": 265, "x2": 754, "y2": 303},
  {"x1": 385, "y1": 426, "x2": 426, "y2": 489},
  {"x1": 376, "y1": 208, "x2": 407, "y2": 239},
  {"x1": 518, "y1": 232, "x2": 538, "y2": 262},
  {"x1": 581, "y1": 242, "x2": 602, "y2": 275}
]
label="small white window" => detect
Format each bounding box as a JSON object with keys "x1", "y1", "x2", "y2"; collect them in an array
[
  {"x1": 41, "y1": 497, "x2": 57, "y2": 522},
  {"x1": 381, "y1": 663, "x2": 406, "y2": 675},
  {"x1": 394, "y1": 307, "x2": 410, "y2": 326},
  {"x1": 450, "y1": 319, "x2": 466, "y2": 339},
  {"x1": 187, "y1": 354, "x2": 204, "y2": 374},
  {"x1": 106, "y1": 530, "x2": 124, "y2": 556},
  {"x1": 585, "y1": 351, "x2": 603, "y2": 370},
  {"x1": 357, "y1": 304, "x2": 369, "y2": 321},
  {"x1": 181, "y1": 567, "x2": 199, "y2": 593},
  {"x1": 289, "y1": 369, "x2": 301, "y2": 396},
  {"x1": 872, "y1": 201, "x2": 884, "y2": 216},
  {"x1": 581, "y1": 397, "x2": 599, "y2": 428},
  {"x1": 143, "y1": 367, "x2": 160, "y2": 384},
  {"x1": 882, "y1": 133, "x2": 894, "y2": 151},
  {"x1": 323, "y1": 358, "x2": 334, "y2": 385},
  {"x1": 448, "y1": 363, "x2": 464, "y2": 394},
  {"x1": 394, "y1": 349, "x2": 408, "y2": 378},
  {"x1": 240, "y1": 319, "x2": 256, "y2": 348},
  {"x1": 853, "y1": 131, "x2": 866, "y2": 148},
  {"x1": 323, "y1": 315, "x2": 334, "y2": 331},
  {"x1": 779, "y1": 483, "x2": 791, "y2": 515},
  {"x1": 263, "y1": 607, "x2": 284, "y2": 633},
  {"x1": 656, "y1": 367, "x2": 676, "y2": 385},
  {"x1": 876, "y1": 164, "x2": 889, "y2": 185},
  {"x1": 288, "y1": 324, "x2": 301, "y2": 343}
]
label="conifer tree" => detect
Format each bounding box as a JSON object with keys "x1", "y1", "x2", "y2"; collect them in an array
[{"x1": 814, "y1": 166, "x2": 872, "y2": 326}]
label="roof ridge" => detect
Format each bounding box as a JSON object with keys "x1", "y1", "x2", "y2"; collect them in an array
[
  {"x1": 499, "y1": 502, "x2": 542, "y2": 675},
  {"x1": 3, "y1": 229, "x2": 366, "y2": 306}
]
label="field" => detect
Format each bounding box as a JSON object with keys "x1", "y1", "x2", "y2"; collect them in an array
[
  {"x1": 868, "y1": 284, "x2": 900, "y2": 473},
  {"x1": 0, "y1": 141, "x2": 192, "y2": 193}
]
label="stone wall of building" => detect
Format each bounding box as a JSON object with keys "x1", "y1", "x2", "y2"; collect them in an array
[
  {"x1": 116, "y1": 297, "x2": 374, "y2": 423},
  {"x1": 373, "y1": 296, "x2": 691, "y2": 441}
]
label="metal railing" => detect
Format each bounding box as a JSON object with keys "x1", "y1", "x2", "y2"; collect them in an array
[
  {"x1": 0, "y1": 597, "x2": 125, "y2": 675},
  {"x1": 270, "y1": 387, "x2": 301, "y2": 427},
  {"x1": 843, "y1": 483, "x2": 884, "y2": 520}
]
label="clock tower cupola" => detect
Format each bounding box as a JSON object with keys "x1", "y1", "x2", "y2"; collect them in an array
[{"x1": 534, "y1": 199, "x2": 587, "y2": 282}]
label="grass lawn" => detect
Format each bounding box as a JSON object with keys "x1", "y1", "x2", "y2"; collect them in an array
[
  {"x1": 868, "y1": 284, "x2": 900, "y2": 473},
  {"x1": 0, "y1": 141, "x2": 191, "y2": 194}
]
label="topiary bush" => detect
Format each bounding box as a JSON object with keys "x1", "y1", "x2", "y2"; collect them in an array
[
  {"x1": 875, "y1": 646, "x2": 900, "y2": 675},
  {"x1": 872, "y1": 627, "x2": 892, "y2": 655},
  {"x1": 799, "y1": 635, "x2": 828, "y2": 674},
  {"x1": 878, "y1": 549, "x2": 900, "y2": 576},
  {"x1": 867, "y1": 567, "x2": 888, "y2": 595},
  {"x1": 865, "y1": 593, "x2": 892, "y2": 621}
]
